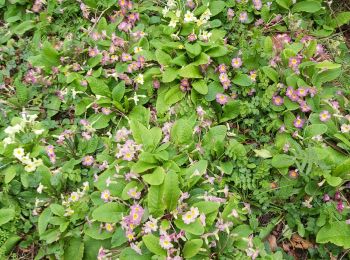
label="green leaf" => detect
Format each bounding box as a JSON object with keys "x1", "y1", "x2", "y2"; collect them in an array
[
  {"x1": 112, "y1": 81, "x2": 125, "y2": 101},
  {"x1": 264, "y1": 36, "x2": 273, "y2": 55},
  {"x1": 332, "y1": 12, "x2": 350, "y2": 27},
  {"x1": 50, "y1": 204, "x2": 65, "y2": 217},
  {"x1": 12, "y1": 20, "x2": 35, "y2": 35},
  {"x1": 84, "y1": 222, "x2": 113, "y2": 240},
  {"x1": 162, "y1": 67, "x2": 178, "y2": 83},
  {"x1": 192, "y1": 79, "x2": 208, "y2": 95},
  {"x1": 193, "y1": 201, "x2": 220, "y2": 215},
  {"x1": 38, "y1": 207, "x2": 52, "y2": 235},
  {"x1": 4, "y1": 165, "x2": 17, "y2": 184},
  {"x1": 209, "y1": 1, "x2": 226, "y2": 16},
  {"x1": 64, "y1": 237, "x2": 84, "y2": 260},
  {"x1": 253, "y1": 149, "x2": 272, "y2": 159},
  {"x1": 183, "y1": 239, "x2": 203, "y2": 258},
  {"x1": 163, "y1": 171, "x2": 181, "y2": 211},
  {"x1": 304, "y1": 124, "x2": 328, "y2": 138},
  {"x1": 333, "y1": 158, "x2": 350, "y2": 178},
  {"x1": 178, "y1": 65, "x2": 202, "y2": 78},
  {"x1": 156, "y1": 49, "x2": 172, "y2": 65},
  {"x1": 262, "y1": 66, "x2": 279, "y2": 83},
  {"x1": 185, "y1": 42, "x2": 202, "y2": 57},
  {"x1": 15, "y1": 80, "x2": 28, "y2": 104},
  {"x1": 312, "y1": 68, "x2": 341, "y2": 87},
  {"x1": 111, "y1": 227, "x2": 128, "y2": 247},
  {"x1": 148, "y1": 185, "x2": 165, "y2": 217},
  {"x1": 0, "y1": 208, "x2": 15, "y2": 226},
  {"x1": 171, "y1": 119, "x2": 194, "y2": 144},
  {"x1": 87, "y1": 77, "x2": 110, "y2": 96},
  {"x1": 271, "y1": 154, "x2": 294, "y2": 168},
  {"x1": 142, "y1": 234, "x2": 166, "y2": 256},
  {"x1": 142, "y1": 167, "x2": 166, "y2": 185},
  {"x1": 220, "y1": 100, "x2": 240, "y2": 123},
  {"x1": 164, "y1": 85, "x2": 185, "y2": 106},
  {"x1": 232, "y1": 74, "x2": 252, "y2": 86},
  {"x1": 276, "y1": 0, "x2": 292, "y2": 9},
  {"x1": 174, "y1": 219, "x2": 204, "y2": 235},
  {"x1": 292, "y1": 1, "x2": 322, "y2": 13},
  {"x1": 315, "y1": 61, "x2": 341, "y2": 70},
  {"x1": 317, "y1": 222, "x2": 350, "y2": 248},
  {"x1": 92, "y1": 202, "x2": 125, "y2": 222},
  {"x1": 206, "y1": 45, "x2": 228, "y2": 57}
]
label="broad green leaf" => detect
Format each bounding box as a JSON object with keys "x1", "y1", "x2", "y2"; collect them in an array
[
  {"x1": 156, "y1": 49, "x2": 172, "y2": 65},
  {"x1": 174, "y1": 219, "x2": 204, "y2": 235},
  {"x1": 148, "y1": 185, "x2": 165, "y2": 217},
  {"x1": 317, "y1": 222, "x2": 350, "y2": 248},
  {"x1": 315, "y1": 61, "x2": 341, "y2": 70},
  {"x1": 262, "y1": 66, "x2": 279, "y2": 83},
  {"x1": 92, "y1": 202, "x2": 125, "y2": 222},
  {"x1": 163, "y1": 171, "x2": 181, "y2": 211},
  {"x1": 206, "y1": 45, "x2": 228, "y2": 57},
  {"x1": 192, "y1": 79, "x2": 208, "y2": 95},
  {"x1": 232, "y1": 74, "x2": 252, "y2": 86},
  {"x1": 142, "y1": 234, "x2": 166, "y2": 256},
  {"x1": 162, "y1": 67, "x2": 178, "y2": 83},
  {"x1": 87, "y1": 77, "x2": 110, "y2": 97},
  {"x1": 0, "y1": 208, "x2": 15, "y2": 226},
  {"x1": 193, "y1": 201, "x2": 220, "y2": 215},
  {"x1": 304, "y1": 124, "x2": 328, "y2": 138},
  {"x1": 292, "y1": 1, "x2": 321, "y2": 13},
  {"x1": 276, "y1": 0, "x2": 292, "y2": 9},
  {"x1": 164, "y1": 85, "x2": 185, "y2": 106},
  {"x1": 112, "y1": 81, "x2": 125, "y2": 102},
  {"x1": 4, "y1": 165, "x2": 17, "y2": 184},
  {"x1": 183, "y1": 239, "x2": 203, "y2": 258},
  {"x1": 178, "y1": 65, "x2": 202, "y2": 78},
  {"x1": 209, "y1": 1, "x2": 226, "y2": 16},
  {"x1": 111, "y1": 227, "x2": 128, "y2": 247},
  {"x1": 271, "y1": 154, "x2": 294, "y2": 168},
  {"x1": 38, "y1": 207, "x2": 52, "y2": 235},
  {"x1": 333, "y1": 158, "x2": 350, "y2": 178},
  {"x1": 64, "y1": 237, "x2": 84, "y2": 260},
  {"x1": 12, "y1": 20, "x2": 35, "y2": 35},
  {"x1": 332, "y1": 12, "x2": 350, "y2": 27},
  {"x1": 220, "y1": 100, "x2": 240, "y2": 122},
  {"x1": 185, "y1": 42, "x2": 201, "y2": 57},
  {"x1": 171, "y1": 119, "x2": 194, "y2": 144},
  {"x1": 84, "y1": 222, "x2": 113, "y2": 240},
  {"x1": 142, "y1": 167, "x2": 166, "y2": 185}
]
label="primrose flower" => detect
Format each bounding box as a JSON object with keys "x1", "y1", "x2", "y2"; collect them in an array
[
  {"x1": 134, "y1": 74, "x2": 144, "y2": 85},
  {"x1": 239, "y1": 12, "x2": 248, "y2": 23},
  {"x1": 159, "y1": 235, "x2": 173, "y2": 250},
  {"x1": 182, "y1": 207, "x2": 199, "y2": 224},
  {"x1": 184, "y1": 11, "x2": 196, "y2": 23},
  {"x1": 216, "y1": 93, "x2": 228, "y2": 105},
  {"x1": 319, "y1": 110, "x2": 331, "y2": 122},
  {"x1": 143, "y1": 216, "x2": 158, "y2": 233},
  {"x1": 82, "y1": 155, "x2": 94, "y2": 166},
  {"x1": 105, "y1": 223, "x2": 114, "y2": 232},
  {"x1": 289, "y1": 56, "x2": 301, "y2": 68},
  {"x1": 69, "y1": 192, "x2": 80, "y2": 202},
  {"x1": 24, "y1": 163, "x2": 37, "y2": 173},
  {"x1": 134, "y1": 46, "x2": 143, "y2": 53},
  {"x1": 188, "y1": 33, "x2": 197, "y2": 42},
  {"x1": 253, "y1": 0, "x2": 262, "y2": 10},
  {"x1": 227, "y1": 8, "x2": 235, "y2": 20},
  {"x1": 293, "y1": 116, "x2": 305, "y2": 128},
  {"x1": 272, "y1": 96, "x2": 284, "y2": 106},
  {"x1": 88, "y1": 47, "x2": 99, "y2": 57},
  {"x1": 299, "y1": 101, "x2": 311, "y2": 113},
  {"x1": 297, "y1": 87, "x2": 308, "y2": 97},
  {"x1": 231, "y1": 57, "x2": 242, "y2": 68},
  {"x1": 341, "y1": 124, "x2": 350, "y2": 133},
  {"x1": 121, "y1": 53, "x2": 132, "y2": 62},
  {"x1": 127, "y1": 187, "x2": 141, "y2": 200},
  {"x1": 249, "y1": 71, "x2": 257, "y2": 81},
  {"x1": 126, "y1": 230, "x2": 135, "y2": 241},
  {"x1": 101, "y1": 190, "x2": 111, "y2": 202},
  {"x1": 13, "y1": 147, "x2": 25, "y2": 160}
]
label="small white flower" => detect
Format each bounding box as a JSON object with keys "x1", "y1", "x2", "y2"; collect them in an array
[
  {"x1": 184, "y1": 11, "x2": 196, "y2": 23},
  {"x1": 162, "y1": 7, "x2": 170, "y2": 16},
  {"x1": 3, "y1": 137, "x2": 14, "y2": 146},
  {"x1": 33, "y1": 129, "x2": 45, "y2": 135},
  {"x1": 5, "y1": 124, "x2": 22, "y2": 136},
  {"x1": 37, "y1": 183, "x2": 45, "y2": 194},
  {"x1": 134, "y1": 46, "x2": 143, "y2": 54},
  {"x1": 13, "y1": 147, "x2": 25, "y2": 160},
  {"x1": 341, "y1": 124, "x2": 350, "y2": 133},
  {"x1": 169, "y1": 19, "x2": 178, "y2": 28},
  {"x1": 24, "y1": 163, "x2": 36, "y2": 172},
  {"x1": 69, "y1": 192, "x2": 80, "y2": 202},
  {"x1": 64, "y1": 208, "x2": 74, "y2": 216},
  {"x1": 199, "y1": 30, "x2": 212, "y2": 41},
  {"x1": 134, "y1": 74, "x2": 144, "y2": 85}
]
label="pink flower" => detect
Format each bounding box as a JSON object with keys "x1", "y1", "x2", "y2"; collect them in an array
[
  {"x1": 217, "y1": 64, "x2": 227, "y2": 73},
  {"x1": 253, "y1": 0, "x2": 262, "y2": 10},
  {"x1": 88, "y1": 47, "x2": 99, "y2": 57},
  {"x1": 272, "y1": 96, "x2": 284, "y2": 106},
  {"x1": 82, "y1": 155, "x2": 94, "y2": 166},
  {"x1": 319, "y1": 110, "x2": 331, "y2": 122},
  {"x1": 231, "y1": 57, "x2": 242, "y2": 68},
  {"x1": 289, "y1": 56, "x2": 301, "y2": 69},
  {"x1": 153, "y1": 80, "x2": 160, "y2": 89},
  {"x1": 121, "y1": 52, "x2": 132, "y2": 62},
  {"x1": 101, "y1": 190, "x2": 111, "y2": 202},
  {"x1": 293, "y1": 116, "x2": 305, "y2": 128},
  {"x1": 239, "y1": 12, "x2": 248, "y2": 23},
  {"x1": 130, "y1": 204, "x2": 144, "y2": 225},
  {"x1": 159, "y1": 235, "x2": 173, "y2": 250},
  {"x1": 297, "y1": 87, "x2": 308, "y2": 97},
  {"x1": 227, "y1": 8, "x2": 235, "y2": 20},
  {"x1": 216, "y1": 93, "x2": 228, "y2": 105},
  {"x1": 127, "y1": 187, "x2": 141, "y2": 200}
]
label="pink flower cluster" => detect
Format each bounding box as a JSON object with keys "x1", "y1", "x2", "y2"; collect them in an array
[
  {"x1": 121, "y1": 204, "x2": 144, "y2": 241},
  {"x1": 46, "y1": 145, "x2": 56, "y2": 164},
  {"x1": 217, "y1": 64, "x2": 231, "y2": 89},
  {"x1": 116, "y1": 139, "x2": 142, "y2": 161}
]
